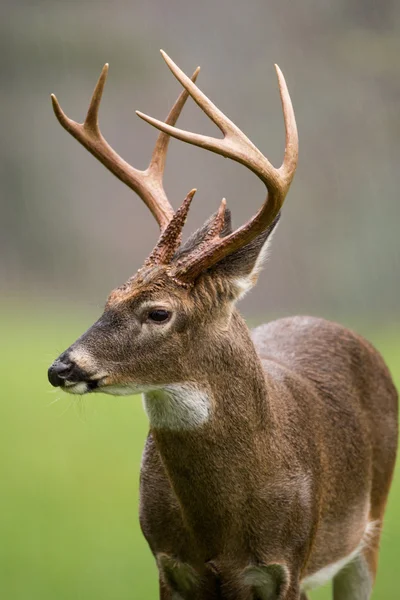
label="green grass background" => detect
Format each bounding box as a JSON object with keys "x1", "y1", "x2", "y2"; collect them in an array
[{"x1": 1, "y1": 308, "x2": 399, "y2": 599}]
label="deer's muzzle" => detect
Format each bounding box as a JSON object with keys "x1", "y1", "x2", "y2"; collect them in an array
[{"x1": 48, "y1": 354, "x2": 99, "y2": 393}]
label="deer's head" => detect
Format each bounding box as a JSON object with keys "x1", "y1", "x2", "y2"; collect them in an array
[{"x1": 48, "y1": 52, "x2": 298, "y2": 398}]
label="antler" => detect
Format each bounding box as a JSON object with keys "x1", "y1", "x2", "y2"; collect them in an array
[
  {"x1": 137, "y1": 51, "x2": 298, "y2": 280},
  {"x1": 51, "y1": 63, "x2": 200, "y2": 231}
]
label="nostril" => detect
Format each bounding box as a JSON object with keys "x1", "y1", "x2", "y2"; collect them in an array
[
  {"x1": 55, "y1": 361, "x2": 73, "y2": 376},
  {"x1": 48, "y1": 361, "x2": 73, "y2": 387}
]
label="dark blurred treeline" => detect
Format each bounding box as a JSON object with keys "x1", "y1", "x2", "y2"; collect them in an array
[{"x1": 1, "y1": 0, "x2": 399, "y2": 322}]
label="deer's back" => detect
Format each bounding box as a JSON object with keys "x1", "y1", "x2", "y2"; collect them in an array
[{"x1": 252, "y1": 315, "x2": 397, "y2": 441}]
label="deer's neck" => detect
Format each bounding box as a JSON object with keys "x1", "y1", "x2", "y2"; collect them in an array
[
  {"x1": 143, "y1": 311, "x2": 271, "y2": 547},
  {"x1": 143, "y1": 310, "x2": 269, "y2": 432}
]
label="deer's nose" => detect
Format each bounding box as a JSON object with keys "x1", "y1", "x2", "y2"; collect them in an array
[{"x1": 48, "y1": 360, "x2": 73, "y2": 387}]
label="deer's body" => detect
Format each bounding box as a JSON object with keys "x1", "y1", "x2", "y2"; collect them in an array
[
  {"x1": 140, "y1": 314, "x2": 397, "y2": 599},
  {"x1": 48, "y1": 53, "x2": 398, "y2": 599}
]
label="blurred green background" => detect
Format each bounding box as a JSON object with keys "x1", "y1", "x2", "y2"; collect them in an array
[{"x1": 1, "y1": 0, "x2": 399, "y2": 598}]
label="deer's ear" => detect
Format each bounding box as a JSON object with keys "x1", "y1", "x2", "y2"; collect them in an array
[{"x1": 210, "y1": 212, "x2": 280, "y2": 299}]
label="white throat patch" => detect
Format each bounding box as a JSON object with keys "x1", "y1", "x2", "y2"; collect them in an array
[{"x1": 142, "y1": 384, "x2": 211, "y2": 431}]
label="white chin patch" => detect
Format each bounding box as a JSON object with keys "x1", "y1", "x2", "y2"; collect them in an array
[
  {"x1": 143, "y1": 384, "x2": 211, "y2": 430},
  {"x1": 63, "y1": 381, "x2": 89, "y2": 395}
]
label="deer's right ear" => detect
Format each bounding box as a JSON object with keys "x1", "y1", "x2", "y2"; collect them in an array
[{"x1": 208, "y1": 212, "x2": 280, "y2": 300}]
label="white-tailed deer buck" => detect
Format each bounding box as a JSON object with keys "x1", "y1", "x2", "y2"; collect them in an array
[{"x1": 48, "y1": 52, "x2": 398, "y2": 600}]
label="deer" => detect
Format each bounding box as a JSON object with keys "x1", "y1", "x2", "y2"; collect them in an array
[{"x1": 48, "y1": 51, "x2": 398, "y2": 600}]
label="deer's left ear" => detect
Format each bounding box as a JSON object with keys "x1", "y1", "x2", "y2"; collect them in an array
[{"x1": 210, "y1": 212, "x2": 280, "y2": 300}]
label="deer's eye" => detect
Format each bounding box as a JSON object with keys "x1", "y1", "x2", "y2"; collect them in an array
[{"x1": 147, "y1": 309, "x2": 171, "y2": 323}]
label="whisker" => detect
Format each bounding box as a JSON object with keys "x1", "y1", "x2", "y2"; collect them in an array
[
  {"x1": 55, "y1": 399, "x2": 74, "y2": 419},
  {"x1": 74, "y1": 396, "x2": 88, "y2": 423},
  {"x1": 47, "y1": 395, "x2": 63, "y2": 407}
]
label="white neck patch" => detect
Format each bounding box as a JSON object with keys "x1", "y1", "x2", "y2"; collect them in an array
[{"x1": 142, "y1": 383, "x2": 211, "y2": 431}]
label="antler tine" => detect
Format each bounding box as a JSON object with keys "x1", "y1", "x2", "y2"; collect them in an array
[
  {"x1": 84, "y1": 63, "x2": 108, "y2": 134},
  {"x1": 274, "y1": 64, "x2": 298, "y2": 179},
  {"x1": 147, "y1": 65, "x2": 200, "y2": 176},
  {"x1": 137, "y1": 52, "x2": 298, "y2": 280},
  {"x1": 160, "y1": 50, "x2": 238, "y2": 137},
  {"x1": 145, "y1": 188, "x2": 197, "y2": 266},
  {"x1": 51, "y1": 64, "x2": 200, "y2": 231}
]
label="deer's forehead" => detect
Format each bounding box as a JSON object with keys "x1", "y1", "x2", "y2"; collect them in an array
[
  {"x1": 107, "y1": 284, "x2": 144, "y2": 307},
  {"x1": 106, "y1": 275, "x2": 185, "y2": 310},
  {"x1": 104, "y1": 265, "x2": 165, "y2": 305},
  {"x1": 107, "y1": 286, "x2": 162, "y2": 309}
]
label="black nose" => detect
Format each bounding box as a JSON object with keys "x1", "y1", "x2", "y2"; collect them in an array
[{"x1": 48, "y1": 360, "x2": 73, "y2": 387}]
